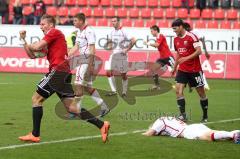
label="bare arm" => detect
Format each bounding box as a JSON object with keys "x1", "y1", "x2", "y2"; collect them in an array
[
  {"x1": 19, "y1": 30, "x2": 47, "y2": 59},
  {"x1": 68, "y1": 44, "x2": 79, "y2": 56},
  {"x1": 200, "y1": 37, "x2": 210, "y2": 59},
  {"x1": 171, "y1": 52, "x2": 179, "y2": 76},
  {"x1": 124, "y1": 37, "x2": 136, "y2": 53},
  {"x1": 144, "y1": 41, "x2": 159, "y2": 48},
  {"x1": 104, "y1": 39, "x2": 113, "y2": 50},
  {"x1": 142, "y1": 129, "x2": 157, "y2": 136}
]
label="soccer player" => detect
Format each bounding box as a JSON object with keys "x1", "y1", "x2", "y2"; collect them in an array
[
  {"x1": 142, "y1": 116, "x2": 240, "y2": 144},
  {"x1": 171, "y1": 19, "x2": 208, "y2": 122},
  {"x1": 18, "y1": 14, "x2": 110, "y2": 143},
  {"x1": 68, "y1": 13, "x2": 109, "y2": 117},
  {"x1": 184, "y1": 22, "x2": 210, "y2": 91},
  {"x1": 144, "y1": 25, "x2": 175, "y2": 90},
  {"x1": 105, "y1": 16, "x2": 136, "y2": 97}
]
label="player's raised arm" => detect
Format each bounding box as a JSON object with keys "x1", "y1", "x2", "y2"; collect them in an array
[{"x1": 19, "y1": 30, "x2": 47, "y2": 59}]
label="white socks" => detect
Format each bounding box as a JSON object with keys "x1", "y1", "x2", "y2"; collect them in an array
[
  {"x1": 213, "y1": 131, "x2": 234, "y2": 140},
  {"x1": 122, "y1": 79, "x2": 128, "y2": 94},
  {"x1": 91, "y1": 90, "x2": 108, "y2": 110},
  {"x1": 108, "y1": 76, "x2": 117, "y2": 92}
]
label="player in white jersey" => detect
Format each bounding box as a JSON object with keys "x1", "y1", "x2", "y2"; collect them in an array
[
  {"x1": 142, "y1": 116, "x2": 240, "y2": 144},
  {"x1": 105, "y1": 16, "x2": 136, "y2": 97},
  {"x1": 184, "y1": 22, "x2": 210, "y2": 91},
  {"x1": 68, "y1": 13, "x2": 109, "y2": 117}
]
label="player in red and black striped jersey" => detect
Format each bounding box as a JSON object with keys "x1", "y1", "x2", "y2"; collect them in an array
[
  {"x1": 144, "y1": 25, "x2": 175, "y2": 90},
  {"x1": 171, "y1": 19, "x2": 208, "y2": 123}
]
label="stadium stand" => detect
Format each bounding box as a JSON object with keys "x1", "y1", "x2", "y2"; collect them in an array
[{"x1": 3, "y1": 0, "x2": 239, "y2": 28}]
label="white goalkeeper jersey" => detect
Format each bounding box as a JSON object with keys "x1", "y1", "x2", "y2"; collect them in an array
[
  {"x1": 151, "y1": 117, "x2": 187, "y2": 137},
  {"x1": 76, "y1": 25, "x2": 96, "y2": 57}
]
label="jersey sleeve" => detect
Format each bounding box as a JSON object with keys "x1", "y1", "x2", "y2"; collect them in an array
[
  {"x1": 151, "y1": 119, "x2": 165, "y2": 134},
  {"x1": 157, "y1": 34, "x2": 164, "y2": 45},
  {"x1": 189, "y1": 32, "x2": 201, "y2": 49},
  {"x1": 173, "y1": 38, "x2": 177, "y2": 52},
  {"x1": 123, "y1": 28, "x2": 132, "y2": 40},
  {"x1": 43, "y1": 29, "x2": 57, "y2": 45},
  {"x1": 86, "y1": 28, "x2": 96, "y2": 45}
]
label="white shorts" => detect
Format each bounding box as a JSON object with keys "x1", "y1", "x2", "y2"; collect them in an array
[
  {"x1": 75, "y1": 64, "x2": 92, "y2": 86},
  {"x1": 105, "y1": 53, "x2": 128, "y2": 73},
  {"x1": 183, "y1": 124, "x2": 211, "y2": 140}
]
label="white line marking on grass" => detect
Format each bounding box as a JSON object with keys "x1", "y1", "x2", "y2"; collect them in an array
[{"x1": 0, "y1": 118, "x2": 239, "y2": 151}]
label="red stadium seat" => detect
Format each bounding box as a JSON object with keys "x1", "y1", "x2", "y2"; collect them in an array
[
  {"x1": 177, "y1": 8, "x2": 188, "y2": 19},
  {"x1": 124, "y1": 0, "x2": 134, "y2": 7},
  {"x1": 93, "y1": 7, "x2": 103, "y2": 17},
  {"x1": 141, "y1": 8, "x2": 151, "y2": 19},
  {"x1": 214, "y1": 8, "x2": 225, "y2": 19},
  {"x1": 146, "y1": 19, "x2": 156, "y2": 27},
  {"x1": 227, "y1": 9, "x2": 238, "y2": 20},
  {"x1": 98, "y1": 19, "x2": 108, "y2": 26},
  {"x1": 117, "y1": 8, "x2": 127, "y2": 18},
  {"x1": 207, "y1": 21, "x2": 219, "y2": 28},
  {"x1": 160, "y1": 0, "x2": 170, "y2": 7},
  {"x1": 190, "y1": 8, "x2": 200, "y2": 19},
  {"x1": 232, "y1": 21, "x2": 240, "y2": 29},
  {"x1": 105, "y1": 8, "x2": 115, "y2": 18},
  {"x1": 220, "y1": 21, "x2": 231, "y2": 29},
  {"x1": 87, "y1": 18, "x2": 96, "y2": 26},
  {"x1": 89, "y1": 0, "x2": 99, "y2": 6},
  {"x1": 112, "y1": 0, "x2": 122, "y2": 7},
  {"x1": 172, "y1": 0, "x2": 182, "y2": 8},
  {"x1": 153, "y1": 8, "x2": 163, "y2": 19},
  {"x1": 148, "y1": 0, "x2": 158, "y2": 7},
  {"x1": 122, "y1": 19, "x2": 132, "y2": 27},
  {"x1": 129, "y1": 8, "x2": 139, "y2": 18},
  {"x1": 69, "y1": 7, "x2": 80, "y2": 17},
  {"x1": 65, "y1": 0, "x2": 76, "y2": 6},
  {"x1": 58, "y1": 7, "x2": 69, "y2": 17},
  {"x1": 82, "y1": 8, "x2": 92, "y2": 17},
  {"x1": 201, "y1": 9, "x2": 213, "y2": 19},
  {"x1": 195, "y1": 20, "x2": 207, "y2": 28},
  {"x1": 101, "y1": 0, "x2": 110, "y2": 6},
  {"x1": 44, "y1": 0, "x2": 54, "y2": 5},
  {"x1": 46, "y1": 7, "x2": 57, "y2": 16},
  {"x1": 165, "y1": 8, "x2": 176, "y2": 19},
  {"x1": 158, "y1": 20, "x2": 170, "y2": 28},
  {"x1": 23, "y1": 6, "x2": 33, "y2": 16},
  {"x1": 21, "y1": 0, "x2": 30, "y2": 5},
  {"x1": 78, "y1": 0, "x2": 87, "y2": 6},
  {"x1": 188, "y1": 0, "x2": 195, "y2": 7},
  {"x1": 136, "y1": 0, "x2": 146, "y2": 7},
  {"x1": 134, "y1": 19, "x2": 144, "y2": 27}
]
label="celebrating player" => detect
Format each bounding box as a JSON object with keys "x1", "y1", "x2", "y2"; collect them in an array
[
  {"x1": 68, "y1": 13, "x2": 109, "y2": 117},
  {"x1": 144, "y1": 25, "x2": 175, "y2": 90},
  {"x1": 142, "y1": 116, "x2": 240, "y2": 144},
  {"x1": 171, "y1": 19, "x2": 209, "y2": 123},
  {"x1": 18, "y1": 14, "x2": 110, "y2": 143},
  {"x1": 105, "y1": 16, "x2": 136, "y2": 97}
]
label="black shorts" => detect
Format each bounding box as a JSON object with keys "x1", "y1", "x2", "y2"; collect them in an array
[
  {"x1": 175, "y1": 70, "x2": 205, "y2": 88},
  {"x1": 37, "y1": 70, "x2": 75, "y2": 99},
  {"x1": 156, "y1": 56, "x2": 175, "y2": 68}
]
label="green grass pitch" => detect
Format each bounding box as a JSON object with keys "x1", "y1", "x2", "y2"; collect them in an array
[{"x1": 0, "y1": 73, "x2": 239, "y2": 159}]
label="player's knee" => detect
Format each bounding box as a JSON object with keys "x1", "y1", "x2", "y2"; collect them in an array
[
  {"x1": 122, "y1": 74, "x2": 127, "y2": 80},
  {"x1": 106, "y1": 71, "x2": 112, "y2": 77},
  {"x1": 32, "y1": 95, "x2": 44, "y2": 106}
]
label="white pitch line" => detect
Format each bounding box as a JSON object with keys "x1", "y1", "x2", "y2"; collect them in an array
[{"x1": 0, "y1": 118, "x2": 239, "y2": 151}]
